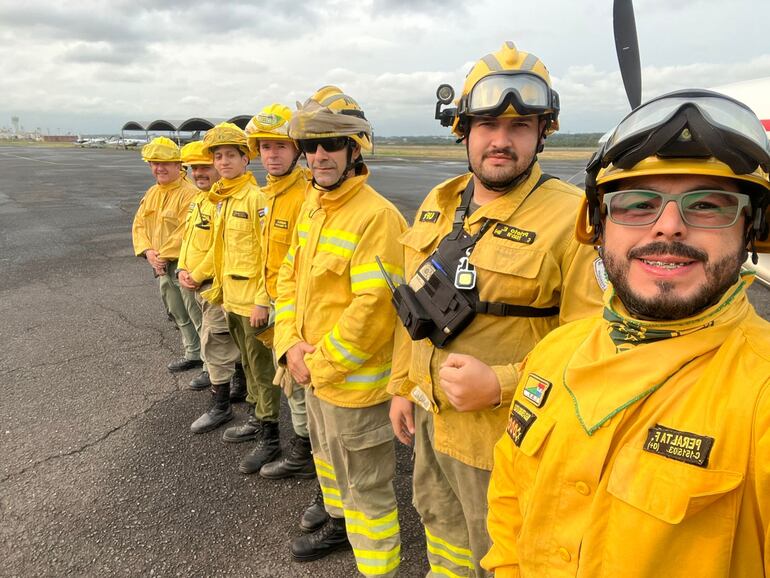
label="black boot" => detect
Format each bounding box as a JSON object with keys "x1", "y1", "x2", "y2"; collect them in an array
[
  {"x1": 189, "y1": 370, "x2": 211, "y2": 391},
  {"x1": 230, "y1": 363, "x2": 247, "y2": 402},
  {"x1": 190, "y1": 383, "x2": 233, "y2": 434},
  {"x1": 300, "y1": 486, "x2": 330, "y2": 533},
  {"x1": 239, "y1": 420, "x2": 281, "y2": 474},
  {"x1": 291, "y1": 516, "x2": 350, "y2": 562},
  {"x1": 222, "y1": 415, "x2": 261, "y2": 444},
  {"x1": 260, "y1": 435, "x2": 315, "y2": 480}
]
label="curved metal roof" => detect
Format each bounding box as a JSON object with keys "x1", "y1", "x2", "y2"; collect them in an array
[{"x1": 121, "y1": 115, "x2": 253, "y2": 132}]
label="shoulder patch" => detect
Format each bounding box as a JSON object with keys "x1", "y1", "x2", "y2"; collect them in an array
[
  {"x1": 643, "y1": 424, "x2": 714, "y2": 468},
  {"x1": 233, "y1": 210, "x2": 249, "y2": 219},
  {"x1": 506, "y1": 401, "x2": 537, "y2": 447},
  {"x1": 419, "y1": 210, "x2": 440, "y2": 223},
  {"x1": 594, "y1": 257, "x2": 609, "y2": 291},
  {"x1": 274, "y1": 219, "x2": 289, "y2": 229},
  {"x1": 522, "y1": 373, "x2": 552, "y2": 408},
  {"x1": 493, "y1": 224, "x2": 536, "y2": 245}
]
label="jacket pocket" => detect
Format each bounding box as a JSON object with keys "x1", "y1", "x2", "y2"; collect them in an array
[
  {"x1": 470, "y1": 243, "x2": 549, "y2": 305},
  {"x1": 607, "y1": 444, "x2": 743, "y2": 524},
  {"x1": 399, "y1": 225, "x2": 440, "y2": 254},
  {"x1": 225, "y1": 217, "x2": 257, "y2": 276},
  {"x1": 512, "y1": 410, "x2": 555, "y2": 516},
  {"x1": 311, "y1": 252, "x2": 348, "y2": 277}
]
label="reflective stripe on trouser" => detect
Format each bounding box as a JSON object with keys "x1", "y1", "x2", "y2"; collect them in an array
[
  {"x1": 158, "y1": 265, "x2": 200, "y2": 360},
  {"x1": 195, "y1": 289, "x2": 240, "y2": 384},
  {"x1": 226, "y1": 313, "x2": 279, "y2": 421},
  {"x1": 305, "y1": 388, "x2": 401, "y2": 577},
  {"x1": 413, "y1": 409, "x2": 492, "y2": 578}
]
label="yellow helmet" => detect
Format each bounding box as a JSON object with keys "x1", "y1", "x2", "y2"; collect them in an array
[
  {"x1": 180, "y1": 141, "x2": 213, "y2": 166},
  {"x1": 141, "y1": 137, "x2": 181, "y2": 162},
  {"x1": 288, "y1": 85, "x2": 373, "y2": 151},
  {"x1": 201, "y1": 122, "x2": 252, "y2": 158},
  {"x1": 579, "y1": 89, "x2": 770, "y2": 252},
  {"x1": 448, "y1": 41, "x2": 560, "y2": 138},
  {"x1": 245, "y1": 103, "x2": 295, "y2": 157}
]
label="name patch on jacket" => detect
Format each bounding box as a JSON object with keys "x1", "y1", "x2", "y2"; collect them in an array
[
  {"x1": 493, "y1": 224, "x2": 536, "y2": 244},
  {"x1": 419, "y1": 210, "x2": 440, "y2": 223},
  {"x1": 522, "y1": 373, "x2": 552, "y2": 408},
  {"x1": 506, "y1": 401, "x2": 536, "y2": 447},
  {"x1": 643, "y1": 424, "x2": 714, "y2": 468},
  {"x1": 258, "y1": 208, "x2": 266, "y2": 218},
  {"x1": 232, "y1": 210, "x2": 249, "y2": 219},
  {"x1": 274, "y1": 219, "x2": 289, "y2": 229}
]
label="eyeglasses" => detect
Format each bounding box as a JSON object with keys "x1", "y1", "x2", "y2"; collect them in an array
[
  {"x1": 603, "y1": 189, "x2": 751, "y2": 228},
  {"x1": 460, "y1": 71, "x2": 559, "y2": 118},
  {"x1": 297, "y1": 137, "x2": 350, "y2": 154}
]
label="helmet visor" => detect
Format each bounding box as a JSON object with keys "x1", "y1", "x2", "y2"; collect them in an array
[
  {"x1": 464, "y1": 71, "x2": 555, "y2": 117},
  {"x1": 604, "y1": 90, "x2": 770, "y2": 169}
]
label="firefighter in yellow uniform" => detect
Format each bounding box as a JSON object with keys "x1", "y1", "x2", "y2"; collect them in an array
[
  {"x1": 482, "y1": 89, "x2": 770, "y2": 577},
  {"x1": 387, "y1": 42, "x2": 603, "y2": 577},
  {"x1": 132, "y1": 137, "x2": 203, "y2": 372},
  {"x1": 226, "y1": 103, "x2": 315, "y2": 479},
  {"x1": 274, "y1": 86, "x2": 406, "y2": 576},
  {"x1": 177, "y1": 141, "x2": 243, "y2": 433},
  {"x1": 193, "y1": 123, "x2": 276, "y2": 472}
]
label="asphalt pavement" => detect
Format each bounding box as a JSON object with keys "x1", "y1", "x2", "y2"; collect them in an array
[{"x1": 1, "y1": 146, "x2": 769, "y2": 577}]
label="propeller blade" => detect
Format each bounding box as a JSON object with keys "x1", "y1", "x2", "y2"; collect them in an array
[{"x1": 613, "y1": 0, "x2": 642, "y2": 109}]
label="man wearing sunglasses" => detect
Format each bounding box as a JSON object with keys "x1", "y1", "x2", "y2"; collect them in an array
[
  {"x1": 274, "y1": 86, "x2": 406, "y2": 575},
  {"x1": 387, "y1": 42, "x2": 603, "y2": 576},
  {"x1": 482, "y1": 89, "x2": 770, "y2": 577}
]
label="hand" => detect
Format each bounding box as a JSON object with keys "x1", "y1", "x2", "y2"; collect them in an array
[
  {"x1": 438, "y1": 353, "x2": 501, "y2": 412},
  {"x1": 249, "y1": 305, "x2": 269, "y2": 327},
  {"x1": 177, "y1": 270, "x2": 199, "y2": 291},
  {"x1": 389, "y1": 396, "x2": 415, "y2": 446},
  {"x1": 286, "y1": 341, "x2": 315, "y2": 386},
  {"x1": 145, "y1": 249, "x2": 162, "y2": 268}
]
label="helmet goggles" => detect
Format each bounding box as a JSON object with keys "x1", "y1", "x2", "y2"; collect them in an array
[
  {"x1": 459, "y1": 71, "x2": 559, "y2": 118},
  {"x1": 600, "y1": 89, "x2": 770, "y2": 176}
]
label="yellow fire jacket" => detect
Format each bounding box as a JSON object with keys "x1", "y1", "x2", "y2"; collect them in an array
[
  {"x1": 132, "y1": 176, "x2": 199, "y2": 260},
  {"x1": 260, "y1": 166, "x2": 308, "y2": 301},
  {"x1": 483, "y1": 273, "x2": 770, "y2": 578},
  {"x1": 196, "y1": 172, "x2": 267, "y2": 317},
  {"x1": 177, "y1": 189, "x2": 216, "y2": 276},
  {"x1": 388, "y1": 167, "x2": 604, "y2": 470},
  {"x1": 274, "y1": 167, "x2": 407, "y2": 408}
]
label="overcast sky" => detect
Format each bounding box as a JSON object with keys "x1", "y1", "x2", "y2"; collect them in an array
[{"x1": 1, "y1": 0, "x2": 768, "y2": 136}]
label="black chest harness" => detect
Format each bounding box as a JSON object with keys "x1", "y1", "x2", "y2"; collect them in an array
[{"x1": 383, "y1": 174, "x2": 560, "y2": 348}]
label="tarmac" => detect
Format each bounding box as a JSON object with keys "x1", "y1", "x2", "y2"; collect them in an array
[{"x1": 1, "y1": 145, "x2": 769, "y2": 577}]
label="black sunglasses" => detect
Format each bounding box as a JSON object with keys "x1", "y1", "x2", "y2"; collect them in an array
[{"x1": 297, "y1": 137, "x2": 350, "y2": 154}]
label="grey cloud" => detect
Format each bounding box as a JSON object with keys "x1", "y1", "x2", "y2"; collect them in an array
[{"x1": 63, "y1": 41, "x2": 145, "y2": 65}]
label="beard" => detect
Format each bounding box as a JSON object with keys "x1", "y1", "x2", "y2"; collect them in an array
[
  {"x1": 469, "y1": 146, "x2": 533, "y2": 192},
  {"x1": 603, "y1": 240, "x2": 746, "y2": 320}
]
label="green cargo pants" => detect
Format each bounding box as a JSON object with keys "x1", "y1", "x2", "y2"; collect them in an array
[
  {"x1": 158, "y1": 261, "x2": 201, "y2": 360},
  {"x1": 226, "y1": 312, "x2": 278, "y2": 421}
]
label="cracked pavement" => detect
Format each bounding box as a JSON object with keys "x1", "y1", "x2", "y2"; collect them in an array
[{"x1": 1, "y1": 146, "x2": 768, "y2": 577}]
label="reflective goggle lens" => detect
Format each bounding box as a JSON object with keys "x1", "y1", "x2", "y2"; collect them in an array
[
  {"x1": 605, "y1": 189, "x2": 750, "y2": 228},
  {"x1": 298, "y1": 137, "x2": 349, "y2": 153},
  {"x1": 466, "y1": 72, "x2": 552, "y2": 116},
  {"x1": 606, "y1": 94, "x2": 770, "y2": 158}
]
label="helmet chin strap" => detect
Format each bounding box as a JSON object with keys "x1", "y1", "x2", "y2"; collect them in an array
[{"x1": 273, "y1": 151, "x2": 302, "y2": 178}]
